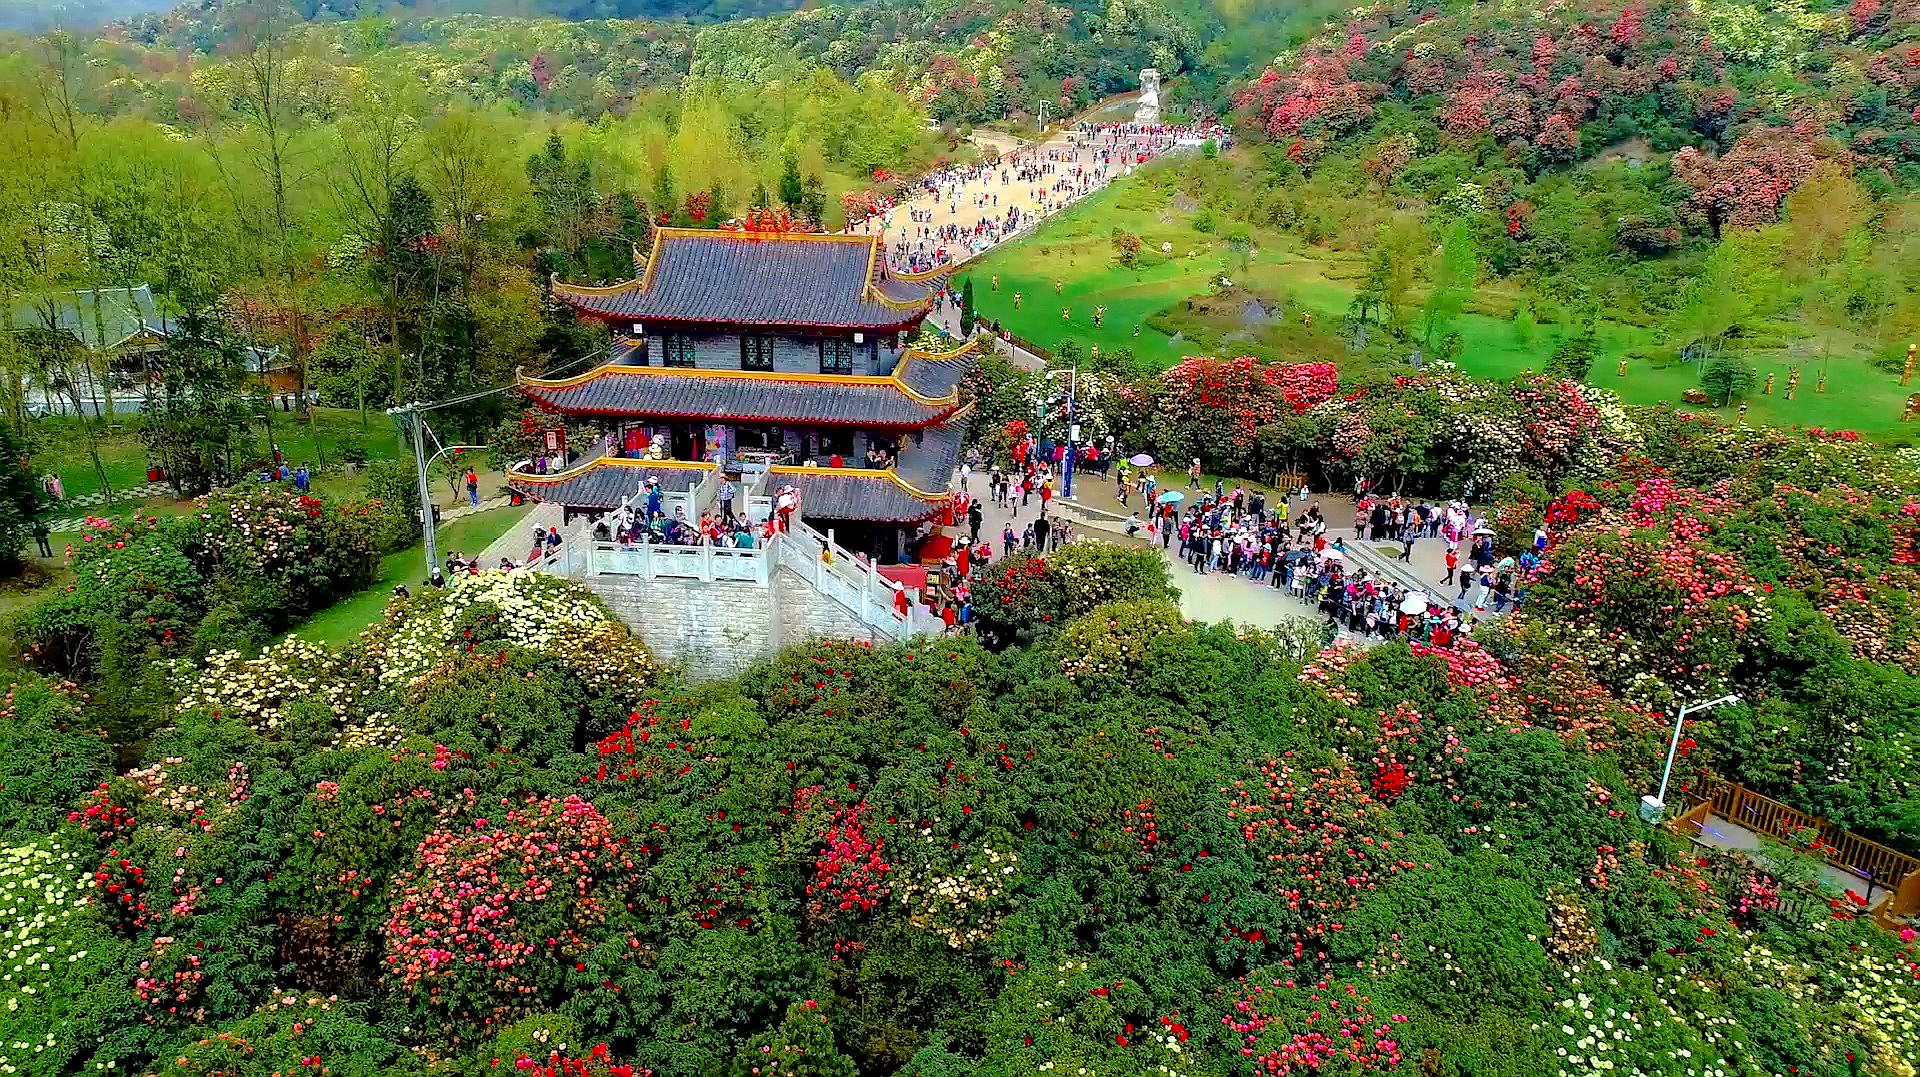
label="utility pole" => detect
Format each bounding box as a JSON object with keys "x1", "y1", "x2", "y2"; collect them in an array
[
  {"x1": 395, "y1": 403, "x2": 441, "y2": 577},
  {"x1": 1046, "y1": 366, "x2": 1079, "y2": 499}
]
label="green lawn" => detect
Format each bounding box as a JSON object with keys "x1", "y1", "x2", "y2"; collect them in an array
[
  {"x1": 288, "y1": 504, "x2": 530, "y2": 647},
  {"x1": 36, "y1": 406, "x2": 408, "y2": 501},
  {"x1": 961, "y1": 166, "x2": 1918, "y2": 440}
]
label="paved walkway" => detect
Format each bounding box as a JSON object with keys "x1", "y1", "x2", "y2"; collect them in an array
[
  {"x1": 956, "y1": 468, "x2": 1499, "y2": 633},
  {"x1": 45, "y1": 482, "x2": 176, "y2": 530},
  {"x1": 851, "y1": 93, "x2": 1188, "y2": 279}
]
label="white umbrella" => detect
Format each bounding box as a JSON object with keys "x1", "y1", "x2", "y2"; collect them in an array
[
  {"x1": 1320, "y1": 549, "x2": 1345, "y2": 560},
  {"x1": 1129, "y1": 453, "x2": 1155, "y2": 466},
  {"x1": 1471, "y1": 525, "x2": 1496, "y2": 536},
  {"x1": 1399, "y1": 592, "x2": 1428, "y2": 615}
]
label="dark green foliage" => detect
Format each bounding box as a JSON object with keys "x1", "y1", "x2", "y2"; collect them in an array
[
  {"x1": 0, "y1": 678, "x2": 109, "y2": 839},
  {"x1": 140, "y1": 304, "x2": 253, "y2": 497},
  {"x1": 1701, "y1": 356, "x2": 1757, "y2": 406},
  {"x1": 0, "y1": 422, "x2": 48, "y2": 570}
]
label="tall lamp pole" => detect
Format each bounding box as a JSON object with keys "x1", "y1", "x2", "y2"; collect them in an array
[
  {"x1": 1639, "y1": 694, "x2": 1740, "y2": 823},
  {"x1": 1045, "y1": 367, "x2": 1079, "y2": 499}
]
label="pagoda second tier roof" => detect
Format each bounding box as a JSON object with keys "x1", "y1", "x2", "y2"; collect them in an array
[
  {"x1": 517, "y1": 338, "x2": 983, "y2": 429},
  {"x1": 552, "y1": 229, "x2": 936, "y2": 330}
]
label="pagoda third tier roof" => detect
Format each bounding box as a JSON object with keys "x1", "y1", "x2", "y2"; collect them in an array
[{"x1": 552, "y1": 229, "x2": 937, "y2": 331}]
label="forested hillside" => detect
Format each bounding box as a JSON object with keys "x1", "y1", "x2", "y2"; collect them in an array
[
  {"x1": 0, "y1": 2, "x2": 947, "y2": 451},
  {"x1": 104, "y1": 0, "x2": 1312, "y2": 120},
  {"x1": 1138, "y1": 0, "x2": 1920, "y2": 430}
]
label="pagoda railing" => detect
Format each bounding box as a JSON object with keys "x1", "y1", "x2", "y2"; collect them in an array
[{"x1": 587, "y1": 540, "x2": 770, "y2": 584}]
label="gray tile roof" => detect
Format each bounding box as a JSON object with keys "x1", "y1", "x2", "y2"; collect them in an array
[
  {"x1": 11, "y1": 286, "x2": 160, "y2": 348},
  {"x1": 894, "y1": 414, "x2": 968, "y2": 493},
  {"x1": 522, "y1": 369, "x2": 954, "y2": 428},
  {"x1": 777, "y1": 471, "x2": 945, "y2": 523},
  {"x1": 555, "y1": 230, "x2": 935, "y2": 330},
  {"x1": 509, "y1": 461, "x2": 709, "y2": 511},
  {"x1": 895, "y1": 347, "x2": 981, "y2": 399}
]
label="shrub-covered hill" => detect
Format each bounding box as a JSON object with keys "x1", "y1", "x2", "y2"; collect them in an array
[
  {"x1": 1235, "y1": 0, "x2": 1920, "y2": 194},
  {"x1": 3, "y1": 520, "x2": 1920, "y2": 1075}
]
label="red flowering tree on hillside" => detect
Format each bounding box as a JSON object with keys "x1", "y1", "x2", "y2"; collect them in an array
[
  {"x1": 1671, "y1": 124, "x2": 1835, "y2": 231},
  {"x1": 1234, "y1": 53, "x2": 1376, "y2": 141},
  {"x1": 383, "y1": 794, "x2": 643, "y2": 1039}
]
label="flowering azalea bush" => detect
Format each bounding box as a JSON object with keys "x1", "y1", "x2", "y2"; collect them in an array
[
  {"x1": 360, "y1": 571, "x2": 613, "y2": 689},
  {"x1": 174, "y1": 638, "x2": 364, "y2": 742},
  {"x1": 0, "y1": 836, "x2": 119, "y2": 1077},
  {"x1": 969, "y1": 542, "x2": 1174, "y2": 647},
  {"x1": 383, "y1": 793, "x2": 643, "y2": 1040}
]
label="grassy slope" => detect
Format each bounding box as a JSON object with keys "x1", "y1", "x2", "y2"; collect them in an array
[
  {"x1": 36, "y1": 406, "x2": 408, "y2": 501},
  {"x1": 961, "y1": 164, "x2": 1917, "y2": 439},
  {"x1": 289, "y1": 503, "x2": 530, "y2": 648}
]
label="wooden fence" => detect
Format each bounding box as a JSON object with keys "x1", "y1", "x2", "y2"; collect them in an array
[{"x1": 1681, "y1": 778, "x2": 1920, "y2": 923}]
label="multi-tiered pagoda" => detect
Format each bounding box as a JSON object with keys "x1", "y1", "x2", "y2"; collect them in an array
[{"x1": 508, "y1": 228, "x2": 976, "y2": 561}]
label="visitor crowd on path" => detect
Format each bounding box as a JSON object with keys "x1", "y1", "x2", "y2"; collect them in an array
[
  {"x1": 1111, "y1": 465, "x2": 1546, "y2": 640},
  {"x1": 876, "y1": 121, "x2": 1200, "y2": 274}
]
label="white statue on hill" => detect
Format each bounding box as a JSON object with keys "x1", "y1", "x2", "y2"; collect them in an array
[{"x1": 1135, "y1": 68, "x2": 1161, "y2": 124}]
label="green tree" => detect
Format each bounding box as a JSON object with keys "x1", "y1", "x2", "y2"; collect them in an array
[
  {"x1": 1421, "y1": 218, "x2": 1478, "y2": 351},
  {"x1": 1700, "y1": 356, "x2": 1757, "y2": 407},
  {"x1": 799, "y1": 173, "x2": 827, "y2": 227},
  {"x1": 141, "y1": 303, "x2": 251, "y2": 495},
  {"x1": 960, "y1": 278, "x2": 976, "y2": 336},
  {"x1": 0, "y1": 421, "x2": 47, "y2": 569},
  {"x1": 778, "y1": 151, "x2": 805, "y2": 213},
  {"x1": 1545, "y1": 319, "x2": 1598, "y2": 381}
]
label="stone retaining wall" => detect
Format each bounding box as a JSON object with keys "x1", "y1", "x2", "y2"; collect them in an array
[{"x1": 581, "y1": 566, "x2": 879, "y2": 678}]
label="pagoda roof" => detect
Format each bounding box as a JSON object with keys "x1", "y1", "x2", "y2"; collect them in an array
[
  {"x1": 766, "y1": 405, "x2": 972, "y2": 524},
  {"x1": 552, "y1": 229, "x2": 936, "y2": 331},
  {"x1": 507, "y1": 458, "x2": 714, "y2": 512},
  {"x1": 517, "y1": 338, "x2": 982, "y2": 430},
  {"x1": 771, "y1": 470, "x2": 948, "y2": 524}
]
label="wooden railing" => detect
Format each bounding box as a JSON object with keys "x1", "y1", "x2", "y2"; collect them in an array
[{"x1": 1688, "y1": 778, "x2": 1920, "y2": 902}]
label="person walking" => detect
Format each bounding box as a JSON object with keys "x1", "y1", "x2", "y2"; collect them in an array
[
  {"x1": 1443, "y1": 545, "x2": 1459, "y2": 585},
  {"x1": 465, "y1": 467, "x2": 480, "y2": 507},
  {"x1": 719, "y1": 477, "x2": 736, "y2": 523},
  {"x1": 31, "y1": 521, "x2": 50, "y2": 559}
]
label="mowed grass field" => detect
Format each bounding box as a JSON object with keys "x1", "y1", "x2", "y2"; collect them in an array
[
  {"x1": 959, "y1": 166, "x2": 1919, "y2": 440},
  {"x1": 36, "y1": 406, "x2": 409, "y2": 501}
]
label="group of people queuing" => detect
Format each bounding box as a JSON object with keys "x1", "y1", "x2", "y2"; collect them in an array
[
  {"x1": 590, "y1": 475, "x2": 787, "y2": 551},
  {"x1": 407, "y1": 525, "x2": 565, "y2": 593},
  {"x1": 880, "y1": 121, "x2": 1196, "y2": 274}
]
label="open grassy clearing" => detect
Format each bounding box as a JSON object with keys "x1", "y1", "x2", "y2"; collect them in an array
[{"x1": 961, "y1": 165, "x2": 1918, "y2": 439}]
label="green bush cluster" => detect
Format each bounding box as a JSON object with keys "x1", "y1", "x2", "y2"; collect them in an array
[{"x1": 3, "y1": 561, "x2": 1912, "y2": 1077}]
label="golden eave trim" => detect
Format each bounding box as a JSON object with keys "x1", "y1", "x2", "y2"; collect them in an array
[
  {"x1": 508, "y1": 456, "x2": 719, "y2": 484},
  {"x1": 769, "y1": 463, "x2": 947, "y2": 502},
  {"x1": 518, "y1": 361, "x2": 960, "y2": 408}
]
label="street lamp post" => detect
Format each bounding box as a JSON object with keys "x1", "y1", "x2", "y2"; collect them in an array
[
  {"x1": 1045, "y1": 367, "x2": 1079, "y2": 499},
  {"x1": 1639, "y1": 694, "x2": 1740, "y2": 823}
]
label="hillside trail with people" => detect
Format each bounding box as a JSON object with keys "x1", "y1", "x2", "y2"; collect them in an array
[{"x1": 843, "y1": 93, "x2": 1206, "y2": 276}]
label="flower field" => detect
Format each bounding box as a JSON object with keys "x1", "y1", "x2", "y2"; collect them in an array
[{"x1": 4, "y1": 379, "x2": 1920, "y2": 1075}]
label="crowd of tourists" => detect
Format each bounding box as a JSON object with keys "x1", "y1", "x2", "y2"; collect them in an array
[
  {"x1": 1105, "y1": 461, "x2": 1545, "y2": 635},
  {"x1": 881, "y1": 121, "x2": 1197, "y2": 274}
]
